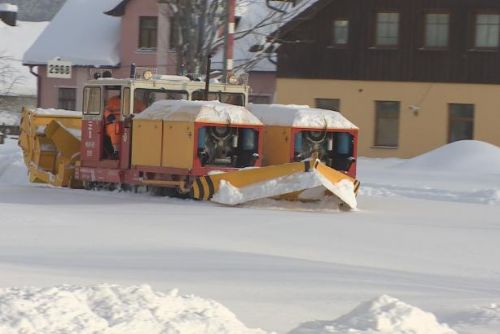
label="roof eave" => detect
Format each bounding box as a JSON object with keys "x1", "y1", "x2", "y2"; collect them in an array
[
  {"x1": 270, "y1": 0, "x2": 331, "y2": 40},
  {"x1": 104, "y1": 0, "x2": 130, "y2": 17}
]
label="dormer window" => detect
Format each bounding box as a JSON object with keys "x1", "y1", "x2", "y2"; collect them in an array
[{"x1": 139, "y1": 16, "x2": 157, "y2": 50}]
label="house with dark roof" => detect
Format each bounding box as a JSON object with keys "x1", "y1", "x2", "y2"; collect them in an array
[{"x1": 273, "y1": 0, "x2": 500, "y2": 158}]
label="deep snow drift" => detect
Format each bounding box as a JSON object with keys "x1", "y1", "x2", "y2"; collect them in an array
[
  {"x1": 1, "y1": 139, "x2": 500, "y2": 333},
  {"x1": 0, "y1": 284, "x2": 266, "y2": 334},
  {"x1": 395, "y1": 140, "x2": 500, "y2": 174},
  {"x1": 290, "y1": 295, "x2": 457, "y2": 334}
]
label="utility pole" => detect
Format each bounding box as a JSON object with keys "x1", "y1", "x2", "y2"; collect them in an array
[{"x1": 223, "y1": 0, "x2": 236, "y2": 82}]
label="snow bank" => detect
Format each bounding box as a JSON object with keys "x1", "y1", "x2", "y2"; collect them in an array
[
  {"x1": 395, "y1": 140, "x2": 500, "y2": 174},
  {"x1": 0, "y1": 138, "x2": 28, "y2": 185},
  {"x1": 291, "y1": 295, "x2": 456, "y2": 334},
  {"x1": 0, "y1": 284, "x2": 267, "y2": 334},
  {"x1": 249, "y1": 104, "x2": 358, "y2": 129},
  {"x1": 23, "y1": 0, "x2": 121, "y2": 66},
  {"x1": 136, "y1": 100, "x2": 263, "y2": 125},
  {"x1": 0, "y1": 110, "x2": 21, "y2": 126},
  {"x1": 447, "y1": 302, "x2": 500, "y2": 334},
  {"x1": 0, "y1": 20, "x2": 48, "y2": 96}
]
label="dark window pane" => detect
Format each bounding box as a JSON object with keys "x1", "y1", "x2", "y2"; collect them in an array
[
  {"x1": 449, "y1": 104, "x2": 474, "y2": 142},
  {"x1": 315, "y1": 98, "x2": 340, "y2": 111},
  {"x1": 249, "y1": 95, "x2": 271, "y2": 104},
  {"x1": 475, "y1": 14, "x2": 500, "y2": 48},
  {"x1": 134, "y1": 88, "x2": 188, "y2": 109},
  {"x1": 425, "y1": 13, "x2": 449, "y2": 47},
  {"x1": 58, "y1": 88, "x2": 76, "y2": 110},
  {"x1": 169, "y1": 19, "x2": 177, "y2": 49},
  {"x1": 333, "y1": 20, "x2": 349, "y2": 45},
  {"x1": 376, "y1": 12, "x2": 399, "y2": 46},
  {"x1": 375, "y1": 101, "x2": 400, "y2": 147},
  {"x1": 139, "y1": 17, "x2": 158, "y2": 49}
]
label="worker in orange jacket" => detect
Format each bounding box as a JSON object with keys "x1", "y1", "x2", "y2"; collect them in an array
[{"x1": 104, "y1": 95, "x2": 121, "y2": 158}]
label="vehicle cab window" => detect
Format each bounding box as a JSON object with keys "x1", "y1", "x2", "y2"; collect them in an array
[
  {"x1": 133, "y1": 88, "x2": 188, "y2": 113},
  {"x1": 83, "y1": 87, "x2": 101, "y2": 115},
  {"x1": 192, "y1": 90, "x2": 245, "y2": 106}
]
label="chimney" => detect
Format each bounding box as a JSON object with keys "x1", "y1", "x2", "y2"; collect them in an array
[{"x1": 0, "y1": 3, "x2": 18, "y2": 26}]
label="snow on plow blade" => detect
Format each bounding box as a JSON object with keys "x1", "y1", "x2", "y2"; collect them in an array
[
  {"x1": 18, "y1": 107, "x2": 82, "y2": 187},
  {"x1": 192, "y1": 160, "x2": 360, "y2": 209}
]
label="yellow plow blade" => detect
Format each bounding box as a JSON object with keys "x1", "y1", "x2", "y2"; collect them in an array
[
  {"x1": 192, "y1": 159, "x2": 360, "y2": 209},
  {"x1": 18, "y1": 107, "x2": 82, "y2": 188}
]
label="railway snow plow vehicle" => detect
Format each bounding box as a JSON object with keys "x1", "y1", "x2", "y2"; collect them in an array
[{"x1": 19, "y1": 75, "x2": 360, "y2": 209}]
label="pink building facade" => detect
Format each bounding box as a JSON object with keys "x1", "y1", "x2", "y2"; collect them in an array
[
  {"x1": 25, "y1": 0, "x2": 177, "y2": 111},
  {"x1": 24, "y1": 0, "x2": 277, "y2": 110}
]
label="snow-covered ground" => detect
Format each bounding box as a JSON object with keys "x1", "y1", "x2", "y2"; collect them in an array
[{"x1": 0, "y1": 138, "x2": 499, "y2": 333}]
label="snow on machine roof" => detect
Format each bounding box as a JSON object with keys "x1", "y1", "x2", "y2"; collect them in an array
[
  {"x1": 135, "y1": 100, "x2": 263, "y2": 126},
  {"x1": 248, "y1": 104, "x2": 358, "y2": 130},
  {"x1": 32, "y1": 108, "x2": 82, "y2": 117}
]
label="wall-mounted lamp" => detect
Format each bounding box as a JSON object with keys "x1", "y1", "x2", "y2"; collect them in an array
[{"x1": 409, "y1": 105, "x2": 420, "y2": 115}]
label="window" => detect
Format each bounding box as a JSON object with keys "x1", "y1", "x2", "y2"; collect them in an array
[
  {"x1": 332, "y1": 19, "x2": 349, "y2": 45},
  {"x1": 169, "y1": 19, "x2": 177, "y2": 50},
  {"x1": 139, "y1": 16, "x2": 158, "y2": 49},
  {"x1": 191, "y1": 90, "x2": 245, "y2": 106},
  {"x1": 475, "y1": 14, "x2": 500, "y2": 48},
  {"x1": 122, "y1": 88, "x2": 131, "y2": 116},
  {"x1": 374, "y1": 101, "x2": 400, "y2": 147},
  {"x1": 315, "y1": 98, "x2": 340, "y2": 111},
  {"x1": 83, "y1": 87, "x2": 101, "y2": 115},
  {"x1": 249, "y1": 95, "x2": 272, "y2": 104},
  {"x1": 449, "y1": 104, "x2": 474, "y2": 143},
  {"x1": 376, "y1": 12, "x2": 399, "y2": 46},
  {"x1": 134, "y1": 88, "x2": 188, "y2": 110},
  {"x1": 58, "y1": 88, "x2": 76, "y2": 110},
  {"x1": 425, "y1": 13, "x2": 449, "y2": 48}
]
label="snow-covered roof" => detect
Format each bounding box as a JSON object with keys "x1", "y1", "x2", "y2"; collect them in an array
[
  {"x1": 0, "y1": 20, "x2": 48, "y2": 96},
  {"x1": 23, "y1": 0, "x2": 122, "y2": 66},
  {"x1": 212, "y1": 0, "x2": 319, "y2": 73},
  {"x1": 32, "y1": 108, "x2": 82, "y2": 117},
  {"x1": 136, "y1": 100, "x2": 263, "y2": 126},
  {"x1": 248, "y1": 104, "x2": 358, "y2": 129},
  {"x1": 0, "y1": 4, "x2": 18, "y2": 12}
]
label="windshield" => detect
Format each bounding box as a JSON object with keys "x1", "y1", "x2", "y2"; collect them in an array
[
  {"x1": 191, "y1": 90, "x2": 245, "y2": 106},
  {"x1": 134, "y1": 89, "x2": 188, "y2": 113}
]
